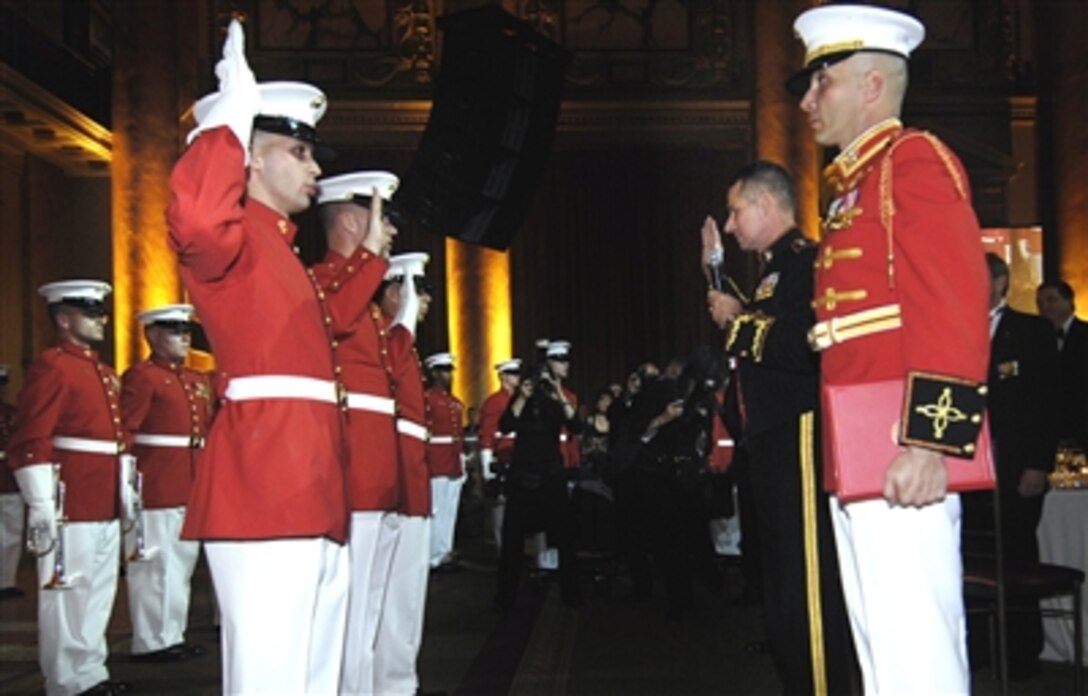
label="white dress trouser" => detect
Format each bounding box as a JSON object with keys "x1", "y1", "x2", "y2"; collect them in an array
[
  {"x1": 373, "y1": 515, "x2": 431, "y2": 696},
  {"x1": 340, "y1": 511, "x2": 399, "y2": 696},
  {"x1": 0, "y1": 492, "x2": 24, "y2": 588},
  {"x1": 38, "y1": 520, "x2": 120, "y2": 696},
  {"x1": 124, "y1": 506, "x2": 200, "y2": 653},
  {"x1": 830, "y1": 494, "x2": 969, "y2": 695},
  {"x1": 206, "y1": 538, "x2": 349, "y2": 696},
  {"x1": 429, "y1": 474, "x2": 466, "y2": 567}
]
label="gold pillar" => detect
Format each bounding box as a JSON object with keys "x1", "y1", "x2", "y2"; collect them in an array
[
  {"x1": 446, "y1": 238, "x2": 512, "y2": 410},
  {"x1": 111, "y1": 4, "x2": 186, "y2": 372},
  {"x1": 753, "y1": 0, "x2": 821, "y2": 236}
]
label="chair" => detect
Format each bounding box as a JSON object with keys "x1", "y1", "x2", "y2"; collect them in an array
[{"x1": 962, "y1": 486, "x2": 1085, "y2": 696}]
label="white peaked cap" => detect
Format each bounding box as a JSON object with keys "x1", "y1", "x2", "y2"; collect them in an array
[
  {"x1": 495, "y1": 358, "x2": 522, "y2": 374},
  {"x1": 136, "y1": 304, "x2": 196, "y2": 325},
  {"x1": 788, "y1": 4, "x2": 924, "y2": 95},
  {"x1": 317, "y1": 171, "x2": 399, "y2": 206},
  {"x1": 385, "y1": 252, "x2": 429, "y2": 281},
  {"x1": 546, "y1": 340, "x2": 572, "y2": 358},
  {"x1": 794, "y1": 4, "x2": 924, "y2": 67},
  {"x1": 194, "y1": 81, "x2": 328, "y2": 129},
  {"x1": 37, "y1": 279, "x2": 112, "y2": 305},
  {"x1": 424, "y1": 352, "x2": 455, "y2": 370}
]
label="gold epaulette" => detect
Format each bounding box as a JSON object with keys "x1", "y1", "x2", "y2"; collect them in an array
[{"x1": 900, "y1": 371, "x2": 987, "y2": 457}]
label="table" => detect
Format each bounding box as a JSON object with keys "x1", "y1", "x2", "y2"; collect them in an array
[{"x1": 1037, "y1": 489, "x2": 1088, "y2": 664}]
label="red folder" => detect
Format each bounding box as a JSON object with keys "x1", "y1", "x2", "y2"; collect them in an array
[{"x1": 822, "y1": 380, "x2": 995, "y2": 502}]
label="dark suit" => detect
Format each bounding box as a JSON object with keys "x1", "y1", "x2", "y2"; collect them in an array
[
  {"x1": 1056, "y1": 317, "x2": 1088, "y2": 447},
  {"x1": 975, "y1": 305, "x2": 1059, "y2": 672}
]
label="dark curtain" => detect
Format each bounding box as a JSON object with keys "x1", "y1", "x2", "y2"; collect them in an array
[
  {"x1": 299, "y1": 142, "x2": 759, "y2": 405},
  {"x1": 509, "y1": 144, "x2": 755, "y2": 401}
]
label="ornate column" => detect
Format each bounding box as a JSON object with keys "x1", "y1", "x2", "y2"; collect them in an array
[
  {"x1": 446, "y1": 239, "x2": 512, "y2": 412},
  {"x1": 753, "y1": 0, "x2": 820, "y2": 236},
  {"x1": 110, "y1": 2, "x2": 196, "y2": 371}
]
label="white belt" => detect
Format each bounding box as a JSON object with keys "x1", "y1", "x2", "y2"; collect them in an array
[
  {"x1": 494, "y1": 432, "x2": 516, "y2": 441},
  {"x1": 133, "y1": 433, "x2": 205, "y2": 449},
  {"x1": 429, "y1": 435, "x2": 456, "y2": 445},
  {"x1": 397, "y1": 419, "x2": 429, "y2": 442},
  {"x1": 52, "y1": 436, "x2": 123, "y2": 455},
  {"x1": 808, "y1": 303, "x2": 901, "y2": 351},
  {"x1": 225, "y1": 375, "x2": 341, "y2": 405},
  {"x1": 345, "y1": 392, "x2": 395, "y2": 415},
  {"x1": 716, "y1": 439, "x2": 735, "y2": 447}
]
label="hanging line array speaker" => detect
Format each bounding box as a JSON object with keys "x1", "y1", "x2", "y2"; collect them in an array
[{"x1": 394, "y1": 6, "x2": 571, "y2": 250}]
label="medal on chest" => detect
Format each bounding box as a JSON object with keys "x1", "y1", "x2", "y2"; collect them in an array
[
  {"x1": 823, "y1": 189, "x2": 862, "y2": 235},
  {"x1": 754, "y1": 272, "x2": 780, "y2": 302}
]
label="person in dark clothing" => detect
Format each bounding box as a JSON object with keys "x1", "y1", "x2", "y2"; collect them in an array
[
  {"x1": 624, "y1": 353, "x2": 723, "y2": 620},
  {"x1": 1036, "y1": 280, "x2": 1088, "y2": 449},
  {"x1": 495, "y1": 366, "x2": 582, "y2": 609},
  {"x1": 704, "y1": 161, "x2": 854, "y2": 695},
  {"x1": 963, "y1": 253, "x2": 1059, "y2": 679}
]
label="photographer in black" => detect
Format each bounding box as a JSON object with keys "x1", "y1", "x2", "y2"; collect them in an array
[
  {"x1": 625, "y1": 350, "x2": 724, "y2": 621},
  {"x1": 494, "y1": 363, "x2": 582, "y2": 610}
]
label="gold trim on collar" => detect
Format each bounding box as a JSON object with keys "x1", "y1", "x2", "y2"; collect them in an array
[{"x1": 823, "y1": 118, "x2": 902, "y2": 195}]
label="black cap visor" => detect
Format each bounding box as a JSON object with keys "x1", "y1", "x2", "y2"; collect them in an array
[
  {"x1": 785, "y1": 50, "x2": 858, "y2": 96},
  {"x1": 348, "y1": 195, "x2": 401, "y2": 222},
  {"x1": 56, "y1": 298, "x2": 108, "y2": 317},
  {"x1": 253, "y1": 116, "x2": 337, "y2": 163},
  {"x1": 150, "y1": 320, "x2": 194, "y2": 333}
]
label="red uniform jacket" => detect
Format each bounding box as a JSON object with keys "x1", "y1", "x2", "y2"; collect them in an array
[
  {"x1": 167, "y1": 127, "x2": 348, "y2": 542},
  {"x1": 559, "y1": 386, "x2": 581, "y2": 469},
  {"x1": 7, "y1": 342, "x2": 129, "y2": 521},
  {"x1": 0, "y1": 402, "x2": 16, "y2": 494},
  {"x1": 121, "y1": 357, "x2": 215, "y2": 509},
  {"x1": 425, "y1": 387, "x2": 465, "y2": 478},
  {"x1": 478, "y1": 388, "x2": 515, "y2": 465},
  {"x1": 313, "y1": 250, "x2": 399, "y2": 512},
  {"x1": 388, "y1": 325, "x2": 431, "y2": 517},
  {"x1": 814, "y1": 120, "x2": 990, "y2": 490}
]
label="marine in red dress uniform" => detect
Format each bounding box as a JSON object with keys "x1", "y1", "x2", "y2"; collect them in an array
[
  {"x1": 789, "y1": 5, "x2": 990, "y2": 693},
  {"x1": 312, "y1": 170, "x2": 401, "y2": 695},
  {"x1": 424, "y1": 352, "x2": 466, "y2": 569},
  {"x1": 8, "y1": 280, "x2": 134, "y2": 696},
  {"x1": 0, "y1": 365, "x2": 24, "y2": 599},
  {"x1": 373, "y1": 253, "x2": 434, "y2": 695},
  {"x1": 477, "y1": 359, "x2": 521, "y2": 552},
  {"x1": 478, "y1": 359, "x2": 521, "y2": 483},
  {"x1": 165, "y1": 20, "x2": 348, "y2": 695},
  {"x1": 121, "y1": 304, "x2": 214, "y2": 661}
]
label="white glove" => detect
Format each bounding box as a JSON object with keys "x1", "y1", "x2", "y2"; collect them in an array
[
  {"x1": 119, "y1": 454, "x2": 139, "y2": 523},
  {"x1": 15, "y1": 464, "x2": 57, "y2": 552},
  {"x1": 480, "y1": 449, "x2": 496, "y2": 482},
  {"x1": 186, "y1": 19, "x2": 261, "y2": 161},
  {"x1": 392, "y1": 271, "x2": 421, "y2": 339}
]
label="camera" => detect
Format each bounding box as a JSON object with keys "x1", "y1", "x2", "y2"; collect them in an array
[{"x1": 519, "y1": 362, "x2": 558, "y2": 398}]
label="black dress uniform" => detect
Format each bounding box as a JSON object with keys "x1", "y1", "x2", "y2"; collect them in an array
[{"x1": 722, "y1": 228, "x2": 853, "y2": 695}]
